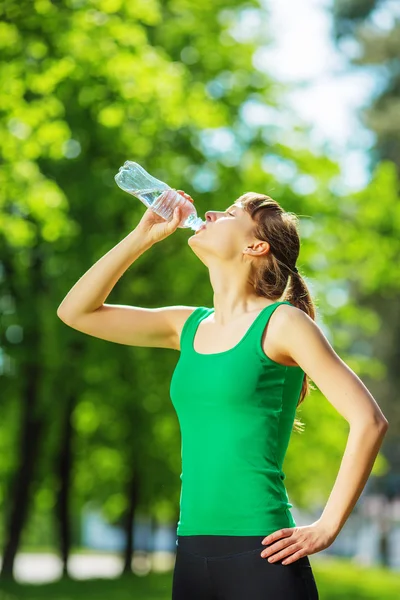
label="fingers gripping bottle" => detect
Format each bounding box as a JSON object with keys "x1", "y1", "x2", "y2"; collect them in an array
[{"x1": 114, "y1": 161, "x2": 205, "y2": 231}]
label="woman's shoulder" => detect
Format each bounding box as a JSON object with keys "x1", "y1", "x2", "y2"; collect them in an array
[{"x1": 269, "y1": 301, "x2": 309, "y2": 331}]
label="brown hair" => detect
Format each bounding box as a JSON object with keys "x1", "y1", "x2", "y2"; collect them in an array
[{"x1": 238, "y1": 192, "x2": 317, "y2": 433}]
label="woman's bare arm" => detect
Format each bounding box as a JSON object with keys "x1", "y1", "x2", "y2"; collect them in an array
[
  {"x1": 274, "y1": 305, "x2": 389, "y2": 540},
  {"x1": 57, "y1": 228, "x2": 154, "y2": 319},
  {"x1": 57, "y1": 203, "x2": 196, "y2": 349}
]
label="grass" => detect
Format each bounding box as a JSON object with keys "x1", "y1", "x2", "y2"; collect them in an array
[
  {"x1": 0, "y1": 572, "x2": 172, "y2": 600},
  {"x1": 0, "y1": 557, "x2": 399, "y2": 600},
  {"x1": 311, "y1": 556, "x2": 400, "y2": 599}
]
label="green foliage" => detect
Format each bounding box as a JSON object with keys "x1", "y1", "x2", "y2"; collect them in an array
[
  {"x1": 332, "y1": 0, "x2": 400, "y2": 485},
  {"x1": 0, "y1": 0, "x2": 396, "y2": 564}
]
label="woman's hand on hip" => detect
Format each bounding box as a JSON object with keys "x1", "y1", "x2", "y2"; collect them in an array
[{"x1": 259, "y1": 521, "x2": 334, "y2": 565}]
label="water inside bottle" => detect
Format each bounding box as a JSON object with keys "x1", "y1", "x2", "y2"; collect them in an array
[
  {"x1": 129, "y1": 188, "x2": 162, "y2": 205},
  {"x1": 114, "y1": 166, "x2": 205, "y2": 231}
]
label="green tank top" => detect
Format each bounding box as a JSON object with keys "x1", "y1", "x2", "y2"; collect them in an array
[{"x1": 170, "y1": 300, "x2": 304, "y2": 536}]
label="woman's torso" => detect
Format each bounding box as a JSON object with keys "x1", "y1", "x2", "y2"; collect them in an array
[{"x1": 170, "y1": 300, "x2": 305, "y2": 536}]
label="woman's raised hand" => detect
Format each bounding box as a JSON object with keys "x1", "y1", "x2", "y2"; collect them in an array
[
  {"x1": 136, "y1": 189, "x2": 195, "y2": 245},
  {"x1": 176, "y1": 190, "x2": 194, "y2": 204}
]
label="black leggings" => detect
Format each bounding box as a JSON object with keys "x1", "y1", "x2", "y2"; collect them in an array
[{"x1": 172, "y1": 535, "x2": 319, "y2": 600}]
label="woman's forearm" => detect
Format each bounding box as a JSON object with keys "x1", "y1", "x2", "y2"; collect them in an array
[
  {"x1": 57, "y1": 228, "x2": 154, "y2": 320},
  {"x1": 317, "y1": 419, "x2": 388, "y2": 541}
]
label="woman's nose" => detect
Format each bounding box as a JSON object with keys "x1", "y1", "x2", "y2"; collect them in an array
[{"x1": 205, "y1": 211, "x2": 215, "y2": 223}]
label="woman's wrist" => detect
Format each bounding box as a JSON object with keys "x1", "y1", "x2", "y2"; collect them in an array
[
  {"x1": 312, "y1": 518, "x2": 340, "y2": 543},
  {"x1": 126, "y1": 227, "x2": 155, "y2": 253}
]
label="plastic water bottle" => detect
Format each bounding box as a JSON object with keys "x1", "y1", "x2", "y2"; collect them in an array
[{"x1": 114, "y1": 161, "x2": 204, "y2": 231}]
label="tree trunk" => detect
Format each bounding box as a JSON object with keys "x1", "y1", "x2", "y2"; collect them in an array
[
  {"x1": 122, "y1": 465, "x2": 140, "y2": 574},
  {"x1": 54, "y1": 391, "x2": 76, "y2": 578},
  {"x1": 1, "y1": 363, "x2": 43, "y2": 579},
  {"x1": 1, "y1": 249, "x2": 44, "y2": 580}
]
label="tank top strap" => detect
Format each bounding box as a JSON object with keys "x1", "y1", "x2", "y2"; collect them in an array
[
  {"x1": 180, "y1": 306, "x2": 212, "y2": 352},
  {"x1": 244, "y1": 300, "x2": 293, "y2": 352}
]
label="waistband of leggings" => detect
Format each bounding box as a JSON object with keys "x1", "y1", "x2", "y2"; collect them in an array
[{"x1": 176, "y1": 534, "x2": 266, "y2": 557}]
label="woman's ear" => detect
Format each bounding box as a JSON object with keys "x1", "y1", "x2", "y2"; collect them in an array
[{"x1": 244, "y1": 240, "x2": 270, "y2": 256}]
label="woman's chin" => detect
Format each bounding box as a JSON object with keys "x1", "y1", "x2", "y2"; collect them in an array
[{"x1": 188, "y1": 234, "x2": 200, "y2": 243}]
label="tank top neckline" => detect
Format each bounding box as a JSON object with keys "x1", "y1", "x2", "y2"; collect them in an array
[{"x1": 191, "y1": 300, "x2": 290, "y2": 357}]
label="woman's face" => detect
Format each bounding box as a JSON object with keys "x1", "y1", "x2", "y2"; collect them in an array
[{"x1": 188, "y1": 200, "x2": 267, "y2": 264}]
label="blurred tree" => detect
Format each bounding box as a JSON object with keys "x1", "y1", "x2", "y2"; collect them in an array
[
  {"x1": 333, "y1": 0, "x2": 400, "y2": 487},
  {"x1": 333, "y1": 0, "x2": 400, "y2": 170},
  {"x1": 0, "y1": 0, "x2": 392, "y2": 583},
  {"x1": 0, "y1": 0, "x2": 310, "y2": 579}
]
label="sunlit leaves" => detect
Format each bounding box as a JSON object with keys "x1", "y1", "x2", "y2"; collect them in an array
[
  {"x1": 0, "y1": 22, "x2": 19, "y2": 50},
  {"x1": 1, "y1": 0, "x2": 397, "y2": 552}
]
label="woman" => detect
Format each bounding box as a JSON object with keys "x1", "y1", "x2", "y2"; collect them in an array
[{"x1": 57, "y1": 190, "x2": 389, "y2": 600}]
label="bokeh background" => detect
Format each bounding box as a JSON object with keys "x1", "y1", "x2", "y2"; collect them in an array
[{"x1": 1, "y1": 0, "x2": 400, "y2": 598}]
